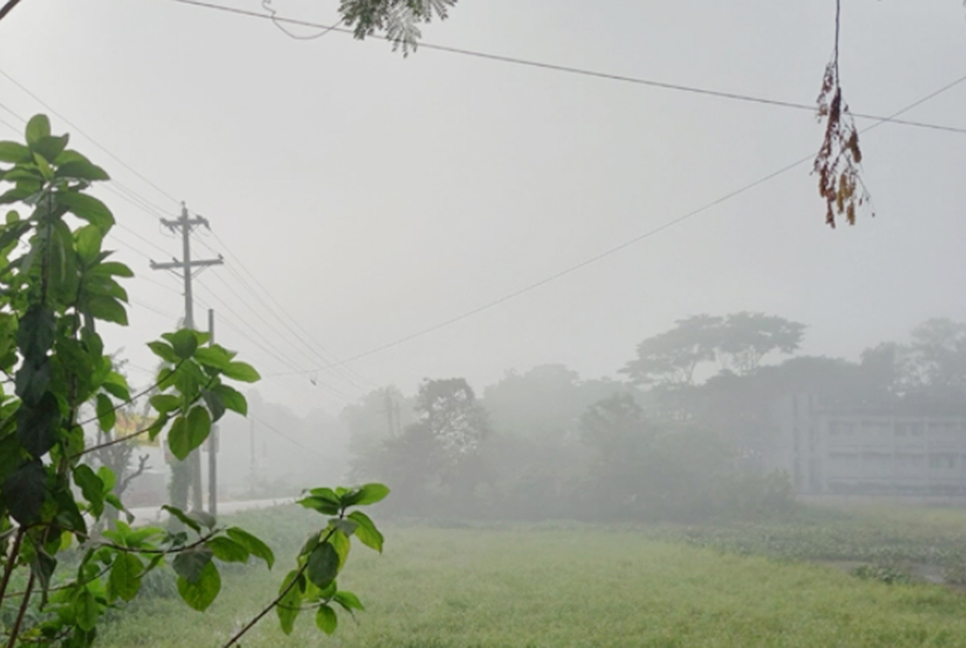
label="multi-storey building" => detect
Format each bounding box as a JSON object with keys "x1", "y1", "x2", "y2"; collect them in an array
[{"x1": 772, "y1": 394, "x2": 966, "y2": 495}]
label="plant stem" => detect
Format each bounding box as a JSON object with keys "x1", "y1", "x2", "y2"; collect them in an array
[
  {"x1": 5, "y1": 569, "x2": 35, "y2": 648},
  {"x1": 222, "y1": 525, "x2": 338, "y2": 648},
  {"x1": 221, "y1": 562, "x2": 308, "y2": 648},
  {"x1": 0, "y1": 527, "x2": 26, "y2": 606}
]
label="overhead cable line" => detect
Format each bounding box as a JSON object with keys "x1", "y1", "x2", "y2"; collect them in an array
[
  {"x1": 267, "y1": 71, "x2": 966, "y2": 378},
  {"x1": 195, "y1": 233, "x2": 376, "y2": 392},
  {"x1": 168, "y1": 0, "x2": 966, "y2": 135},
  {"x1": 0, "y1": 67, "x2": 182, "y2": 206},
  {"x1": 250, "y1": 415, "x2": 344, "y2": 465},
  {"x1": 192, "y1": 279, "x2": 355, "y2": 401}
]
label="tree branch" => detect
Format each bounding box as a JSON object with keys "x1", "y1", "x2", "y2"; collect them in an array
[
  {"x1": 5, "y1": 569, "x2": 34, "y2": 648},
  {"x1": 221, "y1": 526, "x2": 337, "y2": 648},
  {"x1": 0, "y1": 527, "x2": 26, "y2": 605}
]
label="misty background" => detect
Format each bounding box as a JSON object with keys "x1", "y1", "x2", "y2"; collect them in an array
[{"x1": 1, "y1": 1, "x2": 963, "y2": 446}]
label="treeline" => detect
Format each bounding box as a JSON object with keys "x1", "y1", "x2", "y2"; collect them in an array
[{"x1": 344, "y1": 314, "x2": 966, "y2": 522}]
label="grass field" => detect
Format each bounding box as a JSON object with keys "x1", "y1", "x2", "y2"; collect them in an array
[{"x1": 96, "y1": 507, "x2": 966, "y2": 648}]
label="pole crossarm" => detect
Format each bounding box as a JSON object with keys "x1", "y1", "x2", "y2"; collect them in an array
[{"x1": 149, "y1": 257, "x2": 223, "y2": 271}]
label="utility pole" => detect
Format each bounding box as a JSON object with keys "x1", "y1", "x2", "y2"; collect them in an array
[
  {"x1": 207, "y1": 308, "x2": 218, "y2": 516},
  {"x1": 151, "y1": 203, "x2": 223, "y2": 513}
]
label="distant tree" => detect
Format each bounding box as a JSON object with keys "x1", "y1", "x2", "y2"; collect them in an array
[
  {"x1": 620, "y1": 315, "x2": 723, "y2": 387},
  {"x1": 904, "y1": 318, "x2": 966, "y2": 394},
  {"x1": 483, "y1": 364, "x2": 628, "y2": 440},
  {"x1": 414, "y1": 377, "x2": 489, "y2": 458},
  {"x1": 343, "y1": 385, "x2": 414, "y2": 459},
  {"x1": 716, "y1": 312, "x2": 805, "y2": 376},
  {"x1": 621, "y1": 313, "x2": 805, "y2": 388}
]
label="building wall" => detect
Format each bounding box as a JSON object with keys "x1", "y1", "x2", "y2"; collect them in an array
[{"x1": 772, "y1": 396, "x2": 966, "y2": 495}]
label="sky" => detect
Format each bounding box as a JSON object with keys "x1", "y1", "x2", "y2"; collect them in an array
[{"x1": 1, "y1": 0, "x2": 964, "y2": 416}]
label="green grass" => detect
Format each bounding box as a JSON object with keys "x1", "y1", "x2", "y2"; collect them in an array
[{"x1": 96, "y1": 506, "x2": 966, "y2": 648}]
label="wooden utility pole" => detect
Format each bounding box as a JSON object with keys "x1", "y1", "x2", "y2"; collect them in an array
[{"x1": 150, "y1": 203, "x2": 223, "y2": 512}]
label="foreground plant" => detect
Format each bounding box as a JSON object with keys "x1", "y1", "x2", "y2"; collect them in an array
[{"x1": 0, "y1": 115, "x2": 386, "y2": 647}]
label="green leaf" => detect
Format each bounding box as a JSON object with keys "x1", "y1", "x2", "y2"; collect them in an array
[
  {"x1": 14, "y1": 359, "x2": 50, "y2": 407},
  {"x1": 108, "y1": 553, "x2": 143, "y2": 602},
  {"x1": 306, "y1": 542, "x2": 340, "y2": 590},
  {"x1": 172, "y1": 546, "x2": 213, "y2": 584},
  {"x1": 147, "y1": 340, "x2": 178, "y2": 364},
  {"x1": 226, "y1": 527, "x2": 274, "y2": 568},
  {"x1": 193, "y1": 345, "x2": 235, "y2": 371},
  {"x1": 75, "y1": 225, "x2": 103, "y2": 265},
  {"x1": 298, "y1": 494, "x2": 341, "y2": 516},
  {"x1": 213, "y1": 384, "x2": 247, "y2": 415},
  {"x1": 185, "y1": 405, "x2": 212, "y2": 453},
  {"x1": 150, "y1": 393, "x2": 180, "y2": 414},
  {"x1": 176, "y1": 561, "x2": 221, "y2": 611},
  {"x1": 350, "y1": 483, "x2": 390, "y2": 506},
  {"x1": 220, "y1": 361, "x2": 260, "y2": 383},
  {"x1": 96, "y1": 393, "x2": 116, "y2": 432},
  {"x1": 329, "y1": 529, "x2": 351, "y2": 569},
  {"x1": 57, "y1": 191, "x2": 114, "y2": 231},
  {"x1": 315, "y1": 604, "x2": 338, "y2": 635},
  {"x1": 55, "y1": 159, "x2": 109, "y2": 181},
  {"x1": 97, "y1": 465, "x2": 117, "y2": 492},
  {"x1": 276, "y1": 570, "x2": 304, "y2": 635},
  {"x1": 101, "y1": 372, "x2": 131, "y2": 401},
  {"x1": 73, "y1": 465, "x2": 105, "y2": 517},
  {"x1": 347, "y1": 511, "x2": 384, "y2": 553},
  {"x1": 190, "y1": 509, "x2": 217, "y2": 531},
  {"x1": 16, "y1": 390, "x2": 59, "y2": 457},
  {"x1": 167, "y1": 416, "x2": 191, "y2": 461},
  {"x1": 25, "y1": 115, "x2": 51, "y2": 146},
  {"x1": 17, "y1": 305, "x2": 55, "y2": 359},
  {"x1": 88, "y1": 295, "x2": 128, "y2": 325},
  {"x1": 207, "y1": 537, "x2": 249, "y2": 563},
  {"x1": 162, "y1": 504, "x2": 202, "y2": 533},
  {"x1": 31, "y1": 134, "x2": 69, "y2": 163},
  {"x1": 164, "y1": 329, "x2": 198, "y2": 360},
  {"x1": 0, "y1": 141, "x2": 30, "y2": 163},
  {"x1": 74, "y1": 587, "x2": 99, "y2": 632},
  {"x1": 93, "y1": 261, "x2": 133, "y2": 278},
  {"x1": 201, "y1": 389, "x2": 226, "y2": 422},
  {"x1": 333, "y1": 590, "x2": 365, "y2": 612}
]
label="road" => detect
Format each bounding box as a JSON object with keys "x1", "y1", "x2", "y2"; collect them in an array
[{"x1": 126, "y1": 497, "x2": 295, "y2": 525}]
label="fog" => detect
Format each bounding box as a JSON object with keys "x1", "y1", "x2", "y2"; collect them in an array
[{"x1": 2, "y1": 1, "x2": 964, "y2": 426}]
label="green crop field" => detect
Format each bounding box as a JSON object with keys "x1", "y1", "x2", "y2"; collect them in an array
[{"x1": 97, "y1": 506, "x2": 966, "y2": 648}]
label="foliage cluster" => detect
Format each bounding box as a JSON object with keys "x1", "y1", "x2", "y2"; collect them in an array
[{"x1": 0, "y1": 117, "x2": 388, "y2": 647}]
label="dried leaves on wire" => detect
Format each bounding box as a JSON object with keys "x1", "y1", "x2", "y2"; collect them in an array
[{"x1": 814, "y1": 58, "x2": 873, "y2": 227}]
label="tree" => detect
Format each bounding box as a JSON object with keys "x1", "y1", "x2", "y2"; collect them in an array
[
  {"x1": 716, "y1": 312, "x2": 805, "y2": 376},
  {"x1": 620, "y1": 315, "x2": 722, "y2": 388},
  {"x1": 621, "y1": 313, "x2": 804, "y2": 387},
  {"x1": 0, "y1": 116, "x2": 387, "y2": 647},
  {"x1": 414, "y1": 377, "x2": 489, "y2": 459}
]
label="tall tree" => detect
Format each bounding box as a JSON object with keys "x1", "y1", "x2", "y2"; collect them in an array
[{"x1": 716, "y1": 312, "x2": 805, "y2": 376}]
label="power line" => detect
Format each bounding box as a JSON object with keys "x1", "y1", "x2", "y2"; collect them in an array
[
  {"x1": 0, "y1": 67, "x2": 182, "y2": 206},
  {"x1": 167, "y1": 0, "x2": 966, "y2": 136},
  {"x1": 251, "y1": 415, "x2": 344, "y2": 465},
  {"x1": 267, "y1": 71, "x2": 966, "y2": 378},
  {"x1": 192, "y1": 279, "x2": 355, "y2": 401},
  {"x1": 196, "y1": 233, "x2": 376, "y2": 391}
]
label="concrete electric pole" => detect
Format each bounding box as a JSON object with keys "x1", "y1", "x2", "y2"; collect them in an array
[{"x1": 150, "y1": 203, "x2": 223, "y2": 513}]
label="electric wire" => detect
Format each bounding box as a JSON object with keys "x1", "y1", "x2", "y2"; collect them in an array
[
  {"x1": 0, "y1": 67, "x2": 182, "y2": 206},
  {"x1": 194, "y1": 233, "x2": 375, "y2": 391},
  {"x1": 250, "y1": 415, "x2": 344, "y2": 465},
  {"x1": 167, "y1": 0, "x2": 966, "y2": 136},
  {"x1": 192, "y1": 279, "x2": 355, "y2": 401},
  {"x1": 267, "y1": 71, "x2": 966, "y2": 378}
]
